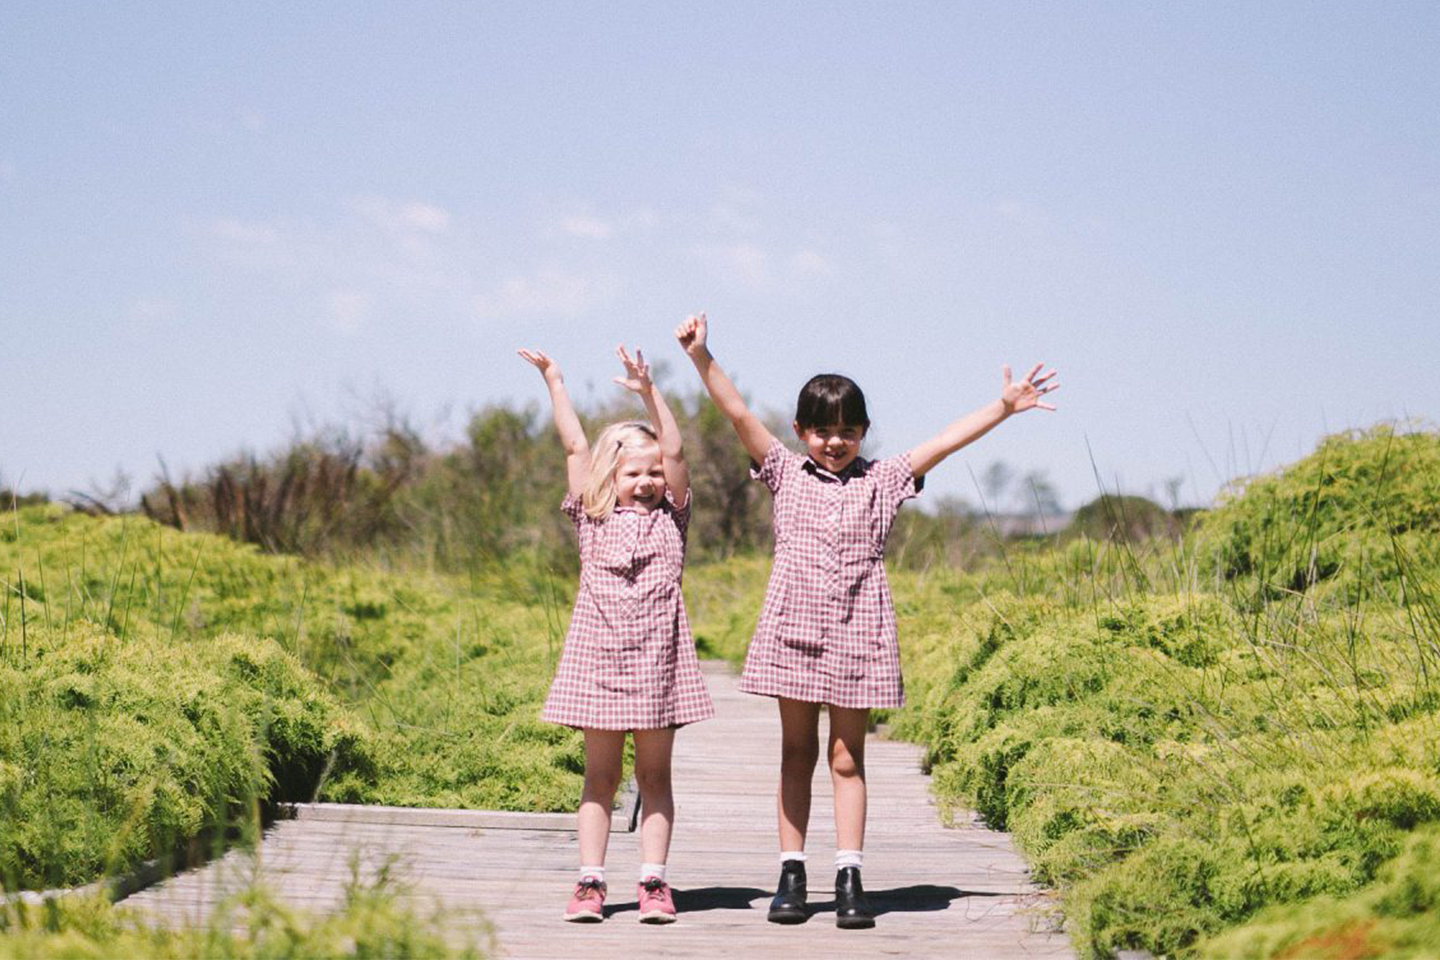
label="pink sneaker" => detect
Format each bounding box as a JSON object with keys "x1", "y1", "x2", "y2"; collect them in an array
[
  {"x1": 563, "y1": 878, "x2": 607, "y2": 922},
  {"x1": 637, "y1": 877, "x2": 677, "y2": 924}
]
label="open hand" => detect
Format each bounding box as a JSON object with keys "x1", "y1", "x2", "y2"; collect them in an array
[
  {"x1": 674, "y1": 312, "x2": 708, "y2": 358},
  {"x1": 517, "y1": 348, "x2": 560, "y2": 379},
  {"x1": 613, "y1": 344, "x2": 652, "y2": 394},
  {"x1": 1001, "y1": 363, "x2": 1059, "y2": 414}
]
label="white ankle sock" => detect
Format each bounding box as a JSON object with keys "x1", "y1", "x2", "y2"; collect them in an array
[
  {"x1": 779, "y1": 851, "x2": 807, "y2": 864},
  {"x1": 835, "y1": 849, "x2": 864, "y2": 869},
  {"x1": 639, "y1": 862, "x2": 667, "y2": 882},
  {"x1": 579, "y1": 866, "x2": 606, "y2": 883}
]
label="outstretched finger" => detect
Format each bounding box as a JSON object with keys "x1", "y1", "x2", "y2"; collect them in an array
[
  {"x1": 1025, "y1": 362, "x2": 1045, "y2": 383},
  {"x1": 1036, "y1": 401, "x2": 1058, "y2": 412},
  {"x1": 635, "y1": 348, "x2": 646, "y2": 370},
  {"x1": 1002, "y1": 364, "x2": 1013, "y2": 386},
  {"x1": 616, "y1": 344, "x2": 632, "y2": 367}
]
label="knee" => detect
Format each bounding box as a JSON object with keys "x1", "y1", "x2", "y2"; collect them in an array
[
  {"x1": 634, "y1": 763, "x2": 672, "y2": 796},
  {"x1": 830, "y1": 746, "x2": 865, "y2": 781},
  {"x1": 583, "y1": 763, "x2": 624, "y2": 799}
]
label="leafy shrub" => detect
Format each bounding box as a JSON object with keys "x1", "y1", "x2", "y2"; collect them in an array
[
  {"x1": 138, "y1": 393, "x2": 780, "y2": 567},
  {"x1": 1068, "y1": 494, "x2": 1182, "y2": 544},
  {"x1": 1198, "y1": 423, "x2": 1440, "y2": 593},
  {"x1": 0, "y1": 622, "x2": 366, "y2": 890},
  {"x1": 1201, "y1": 824, "x2": 1440, "y2": 959},
  {"x1": 0, "y1": 507, "x2": 588, "y2": 888},
  {"x1": 891, "y1": 424, "x2": 1440, "y2": 957}
]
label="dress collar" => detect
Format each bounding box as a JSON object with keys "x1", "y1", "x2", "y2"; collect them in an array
[{"x1": 802, "y1": 456, "x2": 867, "y2": 483}]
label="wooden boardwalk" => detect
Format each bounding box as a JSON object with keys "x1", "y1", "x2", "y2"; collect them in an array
[{"x1": 121, "y1": 662, "x2": 1074, "y2": 958}]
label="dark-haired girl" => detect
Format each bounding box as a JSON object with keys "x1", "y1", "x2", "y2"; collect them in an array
[{"x1": 675, "y1": 312, "x2": 1057, "y2": 929}]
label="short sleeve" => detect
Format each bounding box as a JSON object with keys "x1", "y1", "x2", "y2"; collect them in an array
[
  {"x1": 560, "y1": 492, "x2": 585, "y2": 525},
  {"x1": 665, "y1": 488, "x2": 692, "y2": 541},
  {"x1": 749, "y1": 439, "x2": 795, "y2": 494},
  {"x1": 874, "y1": 453, "x2": 924, "y2": 513}
]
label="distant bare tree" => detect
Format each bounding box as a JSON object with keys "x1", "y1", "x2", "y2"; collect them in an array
[{"x1": 980, "y1": 461, "x2": 1014, "y2": 509}]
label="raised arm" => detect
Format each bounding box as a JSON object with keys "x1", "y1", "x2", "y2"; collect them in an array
[
  {"x1": 908, "y1": 363, "x2": 1059, "y2": 478},
  {"x1": 517, "y1": 349, "x2": 589, "y2": 497},
  {"x1": 674, "y1": 312, "x2": 776, "y2": 464},
  {"x1": 614, "y1": 345, "x2": 689, "y2": 502}
]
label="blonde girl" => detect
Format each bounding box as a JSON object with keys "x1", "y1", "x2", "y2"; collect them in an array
[{"x1": 518, "y1": 345, "x2": 714, "y2": 924}]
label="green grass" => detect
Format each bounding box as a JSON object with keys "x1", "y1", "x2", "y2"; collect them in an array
[
  {"x1": 5, "y1": 423, "x2": 1437, "y2": 959},
  {"x1": 890, "y1": 424, "x2": 1440, "y2": 957},
  {"x1": 0, "y1": 507, "x2": 588, "y2": 892},
  {"x1": 1199, "y1": 823, "x2": 1440, "y2": 959},
  {"x1": 0, "y1": 499, "x2": 774, "y2": 894},
  {"x1": 0, "y1": 867, "x2": 485, "y2": 959},
  {"x1": 0, "y1": 622, "x2": 361, "y2": 889}
]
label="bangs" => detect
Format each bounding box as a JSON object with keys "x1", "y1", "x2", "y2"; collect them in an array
[{"x1": 794, "y1": 374, "x2": 870, "y2": 430}]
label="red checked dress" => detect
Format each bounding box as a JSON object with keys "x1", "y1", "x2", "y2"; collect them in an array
[
  {"x1": 741, "y1": 440, "x2": 923, "y2": 709},
  {"x1": 542, "y1": 490, "x2": 715, "y2": 730}
]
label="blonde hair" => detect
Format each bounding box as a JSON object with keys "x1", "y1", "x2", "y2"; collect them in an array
[{"x1": 584, "y1": 421, "x2": 660, "y2": 520}]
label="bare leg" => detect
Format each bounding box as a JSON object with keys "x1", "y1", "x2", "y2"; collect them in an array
[
  {"x1": 776, "y1": 698, "x2": 822, "y2": 852},
  {"x1": 632, "y1": 727, "x2": 677, "y2": 865},
  {"x1": 578, "y1": 729, "x2": 625, "y2": 868},
  {"x1": 827, "y1": 706, "x2": 869, "y2": 852}
]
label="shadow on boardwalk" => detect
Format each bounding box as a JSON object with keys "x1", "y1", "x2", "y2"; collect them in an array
[
  {"x1": 665, "y1": 882, "x2": 1006, "y2": 916},
  {"x1": 121, "y1": 661, "x2": 1074, "y2": 959}
]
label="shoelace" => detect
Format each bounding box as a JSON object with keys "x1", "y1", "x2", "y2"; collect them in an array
[
  {"x1": 640, "y1": 877, "x2": 667, "y2": 895},
  {"x1": 575, "y1": 878, "x2": 606, "y2": 898}
]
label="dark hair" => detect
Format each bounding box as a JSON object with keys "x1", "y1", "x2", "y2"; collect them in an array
[{"x1": 794, "y1": 374, "x2": 870, "y2": 432}]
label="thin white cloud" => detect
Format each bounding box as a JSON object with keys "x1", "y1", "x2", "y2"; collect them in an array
[
  {"x1": 695, "y1": 242, "x2": 768, "y2": 290},
  {"x1": 474, "y1": 267, "x2": 617, "y2": 320},
  {"x1": 560, "y1": 215, "x2": 614, "y2": 239},
  {"x1": 400, "y1": 202, "x2": 450, "y2": 233},
  {"x1": 351, "y1": 196, "x2": 451, "y2": 234},
  {"x1": 199, "y1": 198, "x2": 482, "y2": 336}
]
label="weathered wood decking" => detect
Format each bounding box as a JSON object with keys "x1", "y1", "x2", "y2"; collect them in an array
[{"x1": 121, "y1": 662, "x2": 1074, "y2": 958}]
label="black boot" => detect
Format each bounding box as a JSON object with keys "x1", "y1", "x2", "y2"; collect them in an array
[
  {"x1": 767, "y1": 859, "x2": 808, "y2": 924},
  {"x1": 835, "y1": 866, "x2": 875, "y2": 929}
]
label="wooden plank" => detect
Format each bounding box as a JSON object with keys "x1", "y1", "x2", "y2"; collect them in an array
[
  {"x1": 119, "y1": 662, "x2": 1075, "y2": 959},
  {"x1": 284, "y1": 803, "x2": 629, "y2": 833}
]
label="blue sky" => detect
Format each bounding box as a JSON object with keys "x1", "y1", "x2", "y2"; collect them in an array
[{"x1": 3, "y1": 2, "x2": 1438, "y2": 511}]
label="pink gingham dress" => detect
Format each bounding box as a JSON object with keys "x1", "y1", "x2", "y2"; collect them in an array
[
  {"x1": 542, "y1": 489, "x2": 715, "y2": 730},
  {"x1": 741, "y1": 440, "x2": 923, "y2": 709}
]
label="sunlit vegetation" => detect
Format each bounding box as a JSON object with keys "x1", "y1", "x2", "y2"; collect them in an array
[
  {"x1": 892, "y1": 424, "x2": 1440, "y2": 957},
  {"x1": 5, "y1": 414, "x2": 1435, "y2": 958}
]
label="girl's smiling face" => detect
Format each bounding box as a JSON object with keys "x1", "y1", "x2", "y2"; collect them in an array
[
  {"x1": 796, "y1": 421, "x2": 865, "y2": 474},
  {"x1": 614, "y1": 444, "x2": 666, "y2": 510}
]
